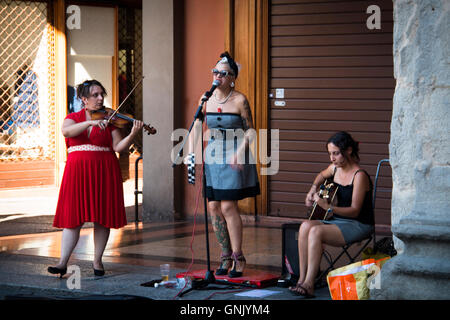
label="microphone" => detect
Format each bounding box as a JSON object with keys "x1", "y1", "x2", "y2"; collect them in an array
[
  {"x1": 195, "y1": 80, "x2": 221, "y2": 120},
  {"x1": 202, "y1": 79, "x2": 221, "y2": 101}
]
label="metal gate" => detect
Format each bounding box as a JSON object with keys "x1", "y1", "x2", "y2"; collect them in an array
[
  {"x1": 117, "y1": 5, "x2": 143, "y2": 181},
  {"x1": 0, "y1": 0, "x2": 55, "y2": 163},
  {"x1": 118, "y1": 6, "x2": 143, "y2": 153},
  {"x1": 0, "y1": 0, "x2": 56, "y2": 188}
]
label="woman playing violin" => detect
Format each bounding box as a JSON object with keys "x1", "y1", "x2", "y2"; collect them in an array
[{"x1": 48, "y1": 79, "x2": 144, "y2": 277}]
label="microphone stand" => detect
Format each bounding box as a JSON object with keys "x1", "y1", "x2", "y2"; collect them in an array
[{"x1": 172, "y1": 92, "x2": 257, "y2": 298}]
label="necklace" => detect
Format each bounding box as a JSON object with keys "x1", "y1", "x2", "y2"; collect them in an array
[{"x1": 214, "y1": 89, "x2": 233, "y2": 106}]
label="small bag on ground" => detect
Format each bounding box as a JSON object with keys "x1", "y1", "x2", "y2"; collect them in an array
[{"x1": 326, "y1": 257, "x2": 390, "y2": 300}]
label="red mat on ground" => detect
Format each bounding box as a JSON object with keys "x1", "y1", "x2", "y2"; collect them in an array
[{"x1": 176, "y1": 269, "x2": 279, "y2": 288}]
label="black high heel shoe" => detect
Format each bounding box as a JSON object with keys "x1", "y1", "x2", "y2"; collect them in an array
[
  {"x1": 228, "y1": 252, "x2": 246, "y2": 278},
  {"x1": 215, "y1": 252, "x2": 233, "y2": 276},
  {"x1": 93, "y1": 264, "x2": 105, "y2": 276},
  {"x1": 94, "y1": 268, "x2": 105, "y2": 276},
  {"x1": 47, "y1": 266, "x2": 67, "y2": 278}
]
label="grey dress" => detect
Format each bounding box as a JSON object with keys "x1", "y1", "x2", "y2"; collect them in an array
[
  {"x1": 322, "y1": 169, "x2": 375, "y2": 245},
  {"x1": 204, "y1": 113, "x2": 260, "y2": 201}
]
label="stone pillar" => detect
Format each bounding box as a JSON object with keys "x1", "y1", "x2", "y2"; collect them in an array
[
  {"x1": 141, "y1": 0, "x2": 175, "y2": 221},
  {"x1": 373, "y1": 0, "x2": 450, "y2": 299}
]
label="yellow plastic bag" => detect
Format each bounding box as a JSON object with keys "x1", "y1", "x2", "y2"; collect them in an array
[
  {"x1": 326, "y1": 257, "x2": 390, "y2": 300},
  {"x1": 361, "y1": 246, "x2": 390, "y2": 261}
]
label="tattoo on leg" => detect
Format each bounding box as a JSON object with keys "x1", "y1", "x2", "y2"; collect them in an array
[{"x1": 212, "y1": 215, "x2": 231, "y2": 253}]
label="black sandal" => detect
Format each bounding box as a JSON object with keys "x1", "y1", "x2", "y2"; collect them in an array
[
  {"x1": 216, "y1": 252, "x2": 233, "y2": 275},
  {"x1": 228, "y1": 252, "x2": 246, "y2": 278}
]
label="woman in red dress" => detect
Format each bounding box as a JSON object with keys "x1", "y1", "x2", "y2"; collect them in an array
[{"x1": 48, "y1": 80, "x2": 143, "y2": 277}]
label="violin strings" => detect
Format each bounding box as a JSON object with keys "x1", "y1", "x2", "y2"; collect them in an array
[{"x1": 107, "y1": 76, "x2": 145, "y2": 123}]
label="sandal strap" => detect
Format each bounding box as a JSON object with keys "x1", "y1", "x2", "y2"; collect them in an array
[
  {"x1": 231, "y1": 252, "x2": 246, "y2": 262},
  {"x1": 218, "y1": 252, "x2": 233, "y2": 269},
  {"x1": 220, "y1": 251, "x2": 232, "y2": 259}
]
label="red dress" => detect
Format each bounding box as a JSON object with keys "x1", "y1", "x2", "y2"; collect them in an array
[{"x1": 53, "y1": 109, "x2": 127, "y2": 229}]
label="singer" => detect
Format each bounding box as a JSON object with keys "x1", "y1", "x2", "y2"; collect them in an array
[{"x1": 191, "y1": 52, "x2": 260, "y2": 278}]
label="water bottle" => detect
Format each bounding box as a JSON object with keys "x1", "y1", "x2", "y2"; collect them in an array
[{"x1": 176, "y1": 276, "x2": 192, "y2": 289}]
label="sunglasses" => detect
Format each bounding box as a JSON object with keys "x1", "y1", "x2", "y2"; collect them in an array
[{"x1": 211, "y1": 68, "x2": 234, "y2": 78}]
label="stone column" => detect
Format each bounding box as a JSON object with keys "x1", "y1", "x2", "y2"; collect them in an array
[
  {"x1": 373, "y1": 0, "x2": 450, "y2": 299},
  {"x1": 141, "y1": 0, "x2": 175, "y2": 221}
]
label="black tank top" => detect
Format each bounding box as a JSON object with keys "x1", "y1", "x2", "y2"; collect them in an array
[{"x1": 332, "y1": 168, "x2": 375, "y2": 225}]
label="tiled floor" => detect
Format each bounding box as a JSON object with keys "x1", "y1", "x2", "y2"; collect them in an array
[
  {"x1": 0, "y1": 220, "x2": 283, "y2": 274},
  {"x1": 0, "y1": 180, "x2": 374, "y2": 301},
  {"x1": 0, "y1": 180, "x2": 284, "y2": 275}
]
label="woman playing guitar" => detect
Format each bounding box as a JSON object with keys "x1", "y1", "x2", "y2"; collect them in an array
[{"x1": 289, "y1": 131, "x2": 375, "y2": 298}]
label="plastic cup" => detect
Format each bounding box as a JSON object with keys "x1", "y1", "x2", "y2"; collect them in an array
[{"x1": 160, "y1": 264, "x2": 170, "y2": 281}]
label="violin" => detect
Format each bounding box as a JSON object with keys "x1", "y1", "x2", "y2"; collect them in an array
[
  {"x1": 88, "y1": 76, "x2": 156, "y2": 135},
  {"x1": 90, "y1": 107, "x2": 156, "y2": 135}
]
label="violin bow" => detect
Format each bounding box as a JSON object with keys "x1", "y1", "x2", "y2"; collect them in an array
[{"x1": 106, "y1": 76, "x2": 145, "y2": 123}]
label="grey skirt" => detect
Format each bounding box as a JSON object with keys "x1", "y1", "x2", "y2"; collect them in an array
[
  {"x1": 204, "y1": 113, "x2": 260, "y2": 201},
  {"x1": 322, "y1": 217, "x2": 374, "y2": 245}
]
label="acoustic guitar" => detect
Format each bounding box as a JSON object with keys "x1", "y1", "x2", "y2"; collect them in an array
[{"x1": 307, "y1": 180, "x2": 339, "y2": 221}]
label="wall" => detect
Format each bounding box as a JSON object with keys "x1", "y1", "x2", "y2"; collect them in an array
[{"x1": 178, "y1": 0, "x2": 225, "y2": 218}]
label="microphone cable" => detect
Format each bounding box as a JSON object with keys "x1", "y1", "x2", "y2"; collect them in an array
[{"x1": 173, "y1": 111, "x2": 208, "y2": 299}]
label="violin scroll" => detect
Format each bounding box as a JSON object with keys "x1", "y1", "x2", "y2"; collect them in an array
[{"x1": 142, "y1": 124, "x2": 156, "y2": 135}]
